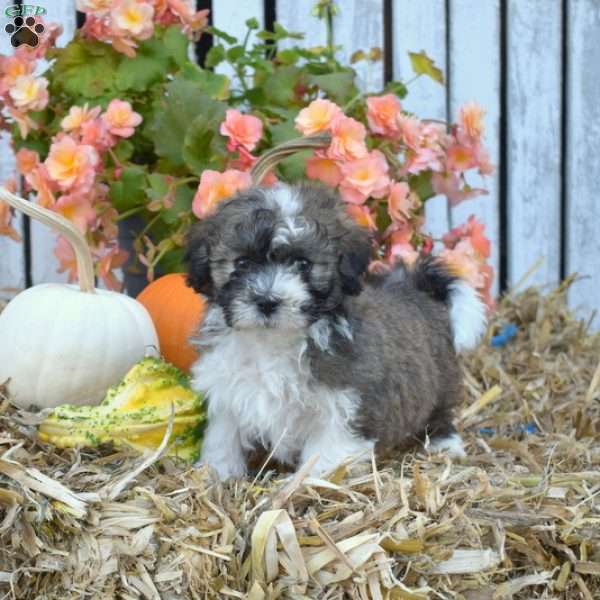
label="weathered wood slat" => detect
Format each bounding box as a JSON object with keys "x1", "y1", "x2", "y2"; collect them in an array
[
  {"x1": 448, "y1": 0, "x2": 501, "y2": 295},
  {"x1": 333, "y1": 0, "x2": 384, "y2": 93},
  {"x1": 392, "y1": 0, "x2": 449, "y2": 241},
  {"x1": 0, "y1": 1, "x2": 25, "y2": 299},
  {"x1": 565, "y1": 0, "x2": 600, "y2": 321},
  {"x1": 29, "y1": 0, "x2": 77, "y2": 286},
  {"x1": 506, "y1": 0, "x2": 562, "y2": 289}
]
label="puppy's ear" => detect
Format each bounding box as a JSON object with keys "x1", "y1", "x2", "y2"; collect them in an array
[
  {"x1": 338, "y1": 220, "x2": 371, "y2": 296},
  {"x1": 185, "y1": 218, "x2": 218, "y2": 297}
]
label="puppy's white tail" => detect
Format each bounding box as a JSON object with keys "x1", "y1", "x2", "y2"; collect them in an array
[
  {"x1": 448, "y1": 280, "x2": 487, "y2": 351},
  {"x1": 401, "y1": 256, "x2": 488, "y2": 352}
]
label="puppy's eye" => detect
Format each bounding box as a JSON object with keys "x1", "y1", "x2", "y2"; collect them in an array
[
  {"x1": 293, "y1": 257, "x2": 312, "y2": 272},
  {"x1": 234, "y1": 256, "x2": 252, "y2": 271}
]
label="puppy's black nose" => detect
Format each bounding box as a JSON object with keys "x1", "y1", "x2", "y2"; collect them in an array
[{"x1": 256, "y1": 298, "x2": 280, "y2": 316}]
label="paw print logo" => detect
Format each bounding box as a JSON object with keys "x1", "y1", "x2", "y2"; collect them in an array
[{"x1": 5, "y1": 16, "x2": 45, "y2": 48}]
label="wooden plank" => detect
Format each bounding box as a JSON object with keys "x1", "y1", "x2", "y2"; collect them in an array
[
  {"x1": 448, "y1": 0, "x2": 501, "y2": 296},
  {"x1": 392, "y1": 0, "x2": 449, "y2": 241},
  {"x1": 0, "y1": 0, "x2": 25, "y2": 299},
  {"x1": 29, "y1": 0, "x2": 77, "y2": 285},
  {"x1": 276, "y1": 0, "x2": 328, "y2": 48},
  {"x1": 211, "y1": 0, "x2": 263, "y2": 80},
  {"x1": 506, "y1": 0, "x2": 562, "y2": 289},
  {"x1": 565, "y1": 0, "x2": 600, "y2": 321},
  {"x1": 333, "y1": 0, "x2": 384, "y2": 93}
]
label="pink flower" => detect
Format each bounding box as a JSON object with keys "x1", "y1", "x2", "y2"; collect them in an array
[
  {"x1": 16, "y1": 148, "x2": 57, "y2": 207},
  {"x1": 305, "y1": 154, "x2": 343, "y2": 187},
  {"x1": 445, "y1": 143, "x2": 478, "y2": 172},
  {"x1": 295, "y1": 99, "x2": 342, "y2": 135},
  {"x1": 154, "y1": 0, "x2": 209, "y2": 37},
  {"x1": 397, "y1": 115, "x2": 422, "y2": 151},
  {"x1": 54, "y1": 236, "x2": 78, "y2": 282},
  {"x1": 443, "y1": 215, "x2": 491, "y2": 259},
  {"x1": 111, "y1": 0, "x2": 154, "y2": 40},
  {"x1": 366, "y1": 94, "x2": 402, "y2": 138},
  {"x1": 101, "y1": 99, "x2": 142, "y2": 138},
  {"x1": 387, "y1": 181, "x2": 420, "y2": 224},
  {"x1": 9, "y1": 75, "x2": 49, "y2": 112},
  {"x1": 81, "y1": 118, "x2": 114, "y2": 150},
  {"x1": 328, "y1": 115, "x2": 368, "y2": 161},
  {"x1": 431, "y1": 171, "x2": 487, "y2": 206},
  {"x1": 339, "y1": 150, "x2": 390, "y2": 204},
  {"x1": 76, "y1": 0, "x2": 112, "y2": 14},
  {"x1": 96, "y1": 244, "x2": 128, "y2": 291},
  {"x1": 346, "y1": 205, "x2": 377, "y2": 231},
  {"x1": 458, "y1": 102, "x2": 485, "y2": 143},
  {"x1": 220, "y1": 109, "x2": 263, "y2": 152},
  {"x1": 61, "y1": 104, "x2": 101, "y2": 132},
  {"x1": 0, "y1": 55, "x2": 34, "y2": 94},
  {"x1": 192, "y1": 169, "x2": 252, "y2": 218},
  {"x1": 0, "y1": 179, "x2": 20, "y2": 242},
  {"x1": 53, "y1": 191, "x2": 97, "y2": 233},
  {"x1": 45, "y1": 135, "x2": 99, "y2": 191}
]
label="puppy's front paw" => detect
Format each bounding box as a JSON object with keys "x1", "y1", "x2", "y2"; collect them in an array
[
  {"x1": 428, "y1": 432, "x2": 466, "y2": 458},
  {"x1": 195, "y1": 453, "x2": 247, "y2": 480}
]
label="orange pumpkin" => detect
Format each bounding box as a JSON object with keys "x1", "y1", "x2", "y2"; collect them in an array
[{"x1": 137, "y1": 273, "x2": 206, "y2": 372}]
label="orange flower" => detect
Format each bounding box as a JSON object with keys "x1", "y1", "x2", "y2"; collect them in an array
[
  {"x1": 192, "y1": 169, "x2": 252, "y2": 218},
  {"x1": 16, "y1": 148, "x2": 57, "y2": 207},
  {"x1": 220, "y1": 109, "x2": 263, "y2": 152},
  {"x1": 45, "y1": 135, "x2": 99, "y2": 191},
  {"x1": 53, "y1": 191, "x2": 97, "y2": 233},
  {"x1": 458, "y1": 101, "x2": 485, "y2": 142},
  {"x1": 295, "y1": 99, "x2": 342, "y2": 135},
  {"x1": 366, "y1": 94, "x2": 402, "y2": 138},
  {"x1": 387, "y1": 181, "x2": 420, "y2": 224},
  {"x1": 9, "y1": 75, "x2": 49, "y2": 112},
  {"x1": 0, "y1": 55, "x2": 33, "y2": 94},
  {"x1": 446, "y1": 143, "x2": 478, "y2": 172},
  {"x1": 328, "y1": 115, "x2": 368, "y2": 161},
  {"x1": 443, "y1": 215, "x2": 491, "y2": 259},
  {"x1": 339, "y1": 150, "x2": 390, "y2": 204},
  {"x1": 101, "y1": 99, "x2": 142, "y2": 138},
  {"x1": 346, "y1": 205, "x2": 377, "y2": 231},
  {"x1": 111, "y1": 0, "x2": 154, "y2": 39},
  {"x1": 54, "y1": 236, "x2": 78, "y2": 282},
  {"x1": 61, "y1": 104, "x2": 101, "y2": 132},
  {"x1": 305, "y1": 154, "x2": 342, "y2": 187},
  {"x1": 96, "y1": 244, "x2": 128, "y2": 291},
  {"x1": 0, "y1": 180, "x2": 21, "y2": 242}
]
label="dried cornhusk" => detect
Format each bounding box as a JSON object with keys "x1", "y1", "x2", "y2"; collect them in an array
[{"x1": 1, "y1": 280, "x2": 599, "y2": 599}]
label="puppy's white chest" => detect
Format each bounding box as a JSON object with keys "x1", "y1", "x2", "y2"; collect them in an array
[{"x1": 192, "y1": 329, "x2": 319, "y2": 462}]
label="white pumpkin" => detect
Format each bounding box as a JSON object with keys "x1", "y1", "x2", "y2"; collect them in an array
[{"x1": 0, "y1": 187, "x2": 159, "y2": 409}]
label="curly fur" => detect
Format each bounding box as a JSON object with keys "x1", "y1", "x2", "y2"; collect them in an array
[{"x1": 186, "y1": 183, "x2": 486, "y2": 478}]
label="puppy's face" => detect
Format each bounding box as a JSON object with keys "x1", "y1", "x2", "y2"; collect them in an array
[{"x1": 186, "y1": 183, "x2": 371, "y2": 331}]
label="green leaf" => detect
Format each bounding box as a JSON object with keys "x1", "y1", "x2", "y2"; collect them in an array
[
  {"x1": 182, "y1": 101, "x2": 227, "y2": 173},
  {"x1": 162, "y1": 185, "x2": 195, "y2": 224},
  {"x1": 206, "y1": 26, "x2": 237, "y2": 45},
  {"x1": 278, "y1": 150, "x2": 310, "y2": 182},
  {"x1": 263, "y1": 66, "x2": 303, "y2": 106},
  {"x1": 109, "y1": 166, "x2": 147, "y2": 213},
  {"x1": 51, "y1": 38, "x2": 119, "y2": 99},
  {"x1": 269, "y1": 118, "x2": 299, "y2": 145},
  {"x1": 384, "y1": 80, "x2": 409, "y2": 99},
  {"x1": 163, "y1": 25, "x2": 189, "y2": 67},
  {"x1": 226, "y1": 45, "x2": 245, "y2": 63},
  {"x1": 150, "y1": 76, "x2": 227, "y2": 166},
  {"x1": 276, "y1": 48, "x2": 299, "y2": 65},
  {"x1": 113, "y1": 140, "x2": 134, "y2": 162},
  {"x1": 408, "y1": 50, "x2": 444, "y2": 84},
  {"x1": 205, "y1": 44, "x2": 226, "y2": 68},
  {"x1": 308, "y1": 71, "x2": 358, "y2": 104},
  {"x1": 116, "y1": 37, "x2": 170, "y2": 91},
  {"x1": 180, "y1": 63, "x2": 230, "y2": 99},
  {"x1": 408, "y1": 171, "x2": 435, "y2": 202},
  {"x1": 245, "y1": 17, "x2": 260, "y2": 30},
  {"x1": 158, "y1": 247, "x2": 186, "y2": 274}
]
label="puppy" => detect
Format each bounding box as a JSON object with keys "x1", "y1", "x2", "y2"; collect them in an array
[{"x1": 186, "y1": 182, "x2": 486, "y2": 479}]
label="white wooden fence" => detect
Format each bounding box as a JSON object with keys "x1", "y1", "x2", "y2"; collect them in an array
[{"x1": 1, "y1": 0, "x2": 599, "y2": 322}]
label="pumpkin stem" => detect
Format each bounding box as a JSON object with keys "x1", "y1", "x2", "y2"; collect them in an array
[
  {"x1": 0, "y1": 186, "x2": 96, "y2": 293},
  {"x1": 250, "y1": 133, "x2": 332, "y2": 185}
]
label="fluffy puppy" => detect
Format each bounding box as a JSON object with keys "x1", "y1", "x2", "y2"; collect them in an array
[{"x1": 186, "y1": 182, "x2": 486, "y2": 479}]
